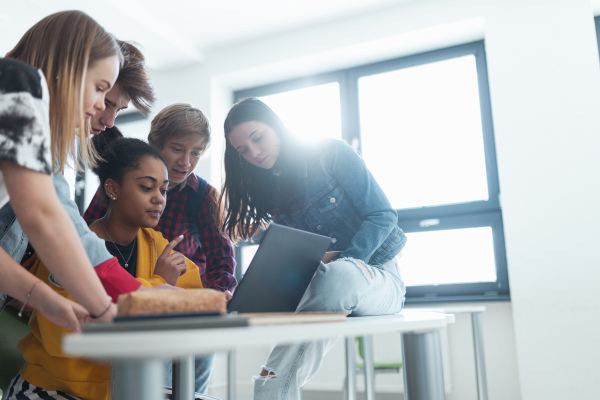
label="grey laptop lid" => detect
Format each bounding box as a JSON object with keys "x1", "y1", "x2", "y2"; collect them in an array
[{"x1": 228, "y1": 223, "x2": 331, "y2": 313}]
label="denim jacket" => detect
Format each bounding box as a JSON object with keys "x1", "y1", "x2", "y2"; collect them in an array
[
  {"x1": 274, "y1": 139, "x2": 406, "y2": 266},
  {"x1": 0, "y1": 172, "x2": 112, "y2": 310}
]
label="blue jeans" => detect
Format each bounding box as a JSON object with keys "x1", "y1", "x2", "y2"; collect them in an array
[
  {"x1": 253, "y1": 256, "x2": 405, "y2": 400},
  {"x1": 165, "y1": 353, "x2": 215, "y2": 394}
]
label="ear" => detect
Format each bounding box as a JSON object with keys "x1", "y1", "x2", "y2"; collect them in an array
[{"x1": 104, "y1": 179, "x2": 119, "y2": 201}]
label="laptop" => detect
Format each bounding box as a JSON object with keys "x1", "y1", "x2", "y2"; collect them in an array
[{"x1": 227, "y1": 223, "x2": 332, "y2": 313}]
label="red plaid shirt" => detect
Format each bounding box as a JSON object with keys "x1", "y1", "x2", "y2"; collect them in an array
[{"x1": 84, "y1": 173, "x2": 237, "y2": 291}]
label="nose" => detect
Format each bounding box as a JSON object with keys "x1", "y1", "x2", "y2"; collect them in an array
[
  {"x1": 99, "y1": 110, "x2": 117, "y2": 129},
  {"x1": 249, "y1": 145, "x2": 262, "y2": 160},
  {"x1": 152, "y1": 189, "x2": 165, "y2": 205},
  {"x1": 177, "y1": 152, "x2": 191, "y2": 167},
  {"x1": 96, "y1": 94, "x2": 106, "y2": 112}
]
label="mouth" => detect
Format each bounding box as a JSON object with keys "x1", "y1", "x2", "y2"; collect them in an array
[
  {"x1": 90, "y1": 128, "x2": 103, "y2": 136},
  {"x1": 257, "y1": 156, "x2": 268, "y2": 165},
  {"x1": 171, "y1": 168, "x2": 188, "y2": 178},
  {"x1": 147, "y1": 209, "x2": 162, "y2": 218}
]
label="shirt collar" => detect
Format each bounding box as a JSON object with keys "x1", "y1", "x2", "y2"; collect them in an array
[{"x1": 169, "y1": 173, "x2": 200, "y2": 193}]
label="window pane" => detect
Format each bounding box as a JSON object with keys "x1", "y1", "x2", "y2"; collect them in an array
[
  {"x1": 259, "y1": 82, "x2": 342, "y2": 144},
  {"x1": 400, "y1": 227, "x2": 497, "y2": 286},
  {"x1": 358, "y1": 55, "x2": 488, "y2": 210},
  {"x1": 239, "y1": 244, "x2": 259, "y2": 276}
]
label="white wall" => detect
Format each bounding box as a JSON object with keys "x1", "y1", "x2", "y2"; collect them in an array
[{"x1": 147, "y1": 0, "x2": 600, "y2": 399}]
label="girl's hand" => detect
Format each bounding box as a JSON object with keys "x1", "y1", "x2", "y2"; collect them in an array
[
  {"x1": 154, "y1": 235, "x2": 187, "y2": 285},
  {"x1": 322, "y1": 251, "x2": 341, "y2": 264},
  {"x1": 224, "y1": 290, "x2": 233, "y2": 304},
  {"x1": 33, "y1": 284, "x2": 88, "y2": 332}
]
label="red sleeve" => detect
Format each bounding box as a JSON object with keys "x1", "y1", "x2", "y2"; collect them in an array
[
  {"x1": 94, "y1": 257, "x2": 142, "y2": 301},
  {"x1": 83, "y1": 188, "x2": 108, "y2": 222}
]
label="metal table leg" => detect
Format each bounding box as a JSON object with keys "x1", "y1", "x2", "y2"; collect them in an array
[
  {"x1": 362, "y1": 335, "x2": 376, "y2": 400},
  {"x1": 113, "y1": 360, "x2": 165, "y2": 400},
  {"x1": 402, "y1": 330, "x2": 445, "y2": 400},
  {"x1": 471, "y1": 312, "x2": 488, "y2": 400},
  {"x1": 228, "y1": 350, "x2": 236, "y2": 400},
  {"x1": 172, "y1": 356, "x2": 195, "y2": 400},
  {"x1": 345, "y1": 336, "x2": 357, "y2": 400}
]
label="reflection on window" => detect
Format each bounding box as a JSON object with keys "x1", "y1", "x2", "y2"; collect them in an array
[
  {"x1": 359, "y1": 55, "x2": 488, "y2": 210},
  {"x1": 400, "y1": 227, "x2": 496, "y2": 286},
  {"x1": 260, "y1": 82, "x2": 342, "y2": 144}
]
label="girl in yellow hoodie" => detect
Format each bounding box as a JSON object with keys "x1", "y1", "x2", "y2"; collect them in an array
[{"x1": 9, "y1": 134, "x2": 206, "y2": 400}]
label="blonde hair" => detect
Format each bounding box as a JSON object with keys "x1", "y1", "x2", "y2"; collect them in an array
[
  {"x1": 148, "y1": 103, "x2": 211, "y2": 152},
  {"x1": 7, "y1": 10, "x2": 122, "y2": 173}
]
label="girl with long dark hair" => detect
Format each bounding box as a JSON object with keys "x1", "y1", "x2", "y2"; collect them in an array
[{"x1": 220, "y1": 97, "x2": 407, "y2": 399}]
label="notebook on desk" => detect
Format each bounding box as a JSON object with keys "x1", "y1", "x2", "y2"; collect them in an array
[
  {"x1": 227, "y1": 223, "x2": 332, "y2": 313},
  {"x1": 82, "y1": 313, "x2": 248, "y2": 332}
]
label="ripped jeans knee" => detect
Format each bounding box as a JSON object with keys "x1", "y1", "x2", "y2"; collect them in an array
[{"x1": 253, "y1": 366, "x2": 277, "y2": 386}]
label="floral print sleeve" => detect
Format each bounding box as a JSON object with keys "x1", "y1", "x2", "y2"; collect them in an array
[{"x1": 0, "y1": 58, "x2": 52, "y2": 178}]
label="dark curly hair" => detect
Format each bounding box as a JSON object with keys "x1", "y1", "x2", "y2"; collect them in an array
[{"x1": 90, "y1": 126, "x2": 166, "y2": 205}]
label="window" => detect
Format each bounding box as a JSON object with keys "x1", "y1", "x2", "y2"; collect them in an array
[
  {"x1": 234, "y1": 41, "x2": 509, "y2": 303},
  {"x1": 596, "y1": 16, "x2": 600, "y2": 56}
]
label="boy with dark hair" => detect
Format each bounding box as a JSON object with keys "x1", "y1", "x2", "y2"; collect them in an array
[{"x1": 90, "y1": 41, "x2": 155, "y2": 135}]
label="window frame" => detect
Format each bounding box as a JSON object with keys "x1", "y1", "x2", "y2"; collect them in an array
[
  {"x1": 596, "y1": 16, "x2": 600, "y2": 55},
  {"x1": 233, "y1": 40, "x2": 510, "y2": 304}
]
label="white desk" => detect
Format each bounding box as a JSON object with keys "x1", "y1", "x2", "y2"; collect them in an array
[{"x1": 63, "y1": 311, "x2": 454, "y2": 400}]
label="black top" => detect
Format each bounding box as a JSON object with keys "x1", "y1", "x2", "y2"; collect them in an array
[{"x1": 105, "y1": 239, "x2": 138, "y2": 277}]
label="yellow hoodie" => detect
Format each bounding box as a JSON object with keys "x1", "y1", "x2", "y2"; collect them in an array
[{"x1": 19, "y1": 227, "x2": 203, "y2": 400}]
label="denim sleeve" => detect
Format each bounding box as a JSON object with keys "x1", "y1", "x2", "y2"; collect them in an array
[
  {"x1": 324, "y1": 140, "x2": 398, "y2": 262},
  {"x1": 53, "y1": 173, "x2": 112, "y2": 267}
]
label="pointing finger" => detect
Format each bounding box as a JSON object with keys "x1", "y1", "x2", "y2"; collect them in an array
[{"x1": 160, "y1": 235, "x2": 184, "y2": 258}]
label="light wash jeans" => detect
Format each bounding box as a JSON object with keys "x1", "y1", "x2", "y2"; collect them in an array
[
  {"x1": 253, "y1": 256, "x2": 405, "y2": 400},
  {"x1": 165, "y1": 353, "x2": 216, "y2": 394}
]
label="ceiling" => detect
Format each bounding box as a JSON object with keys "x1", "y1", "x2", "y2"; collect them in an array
[{"x1": 0, "y1": 0, "x2": 407, "y2": 71}]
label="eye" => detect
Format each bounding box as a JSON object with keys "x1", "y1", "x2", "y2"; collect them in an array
[
  {"x1": 253, "y1": 134, "x2": 263, "y2": 143},
  {"x1": 141, "y1": 185, "x2": 152, "y2": 192},
  {"x1": 171, "y1": 147, "x2": 182, "y2": 153},
  {"x1": 96, "y1": 86, "x2": 104, "y2": 93},
  {"x1": 192, "y1": 151, "x2": 201, "y2": 157},
  {"x1": 239, "y1": 147, "x2": 248, "y2": 155},
  {"x1": 161, "y1": 189, "x2": 168, "y2": 196}
]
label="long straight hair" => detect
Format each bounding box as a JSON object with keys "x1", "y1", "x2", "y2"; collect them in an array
[
  {"x1": 7, "y1": 10, "x2": 122, "y2": 172},
  {"x1": 220, "y1": 97, "x2": 301, "y2": 241}
]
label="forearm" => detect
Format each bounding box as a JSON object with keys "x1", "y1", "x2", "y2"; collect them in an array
[
  {"x1": 22, "y1": 200, "x2": 112, "y2": 315},
  {"x1": 203, "y1": 257, "x2": 237, "y2": 291},
  {"x1": 0, "y1": 247, "x2": 41, "y2": 305},
  {"x1": 53, "y1": 173, "x2": 112, "y2": 265},
  {"x1": 4, "y1": 164, "x2": 113, "y2": 317}
]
